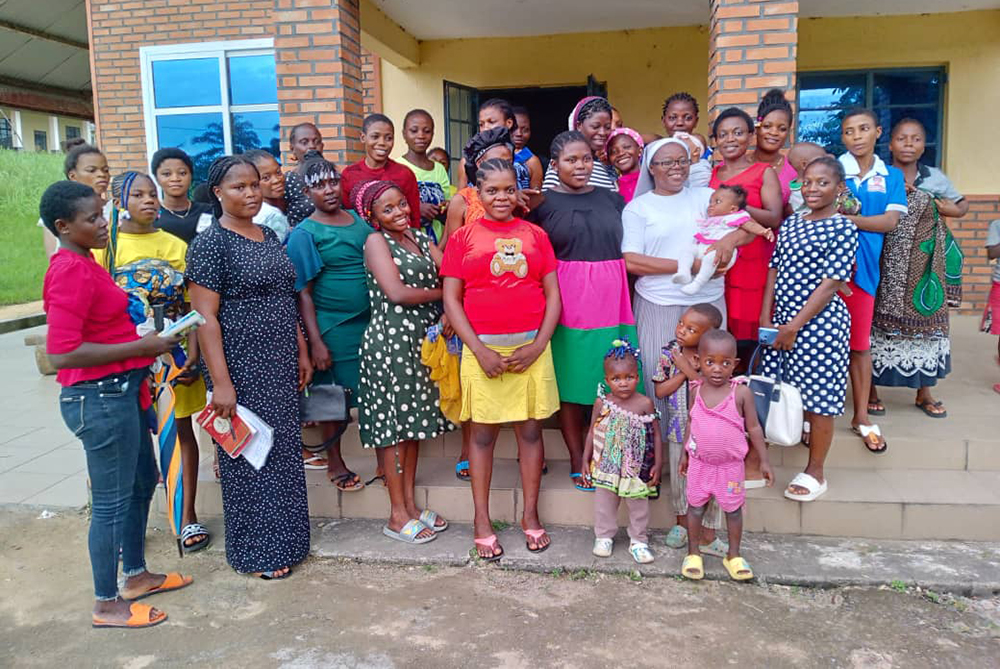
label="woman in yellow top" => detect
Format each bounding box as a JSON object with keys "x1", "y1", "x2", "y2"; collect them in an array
[{"x1": 94, "y1": 172, "x2": 210, "y2": 553}]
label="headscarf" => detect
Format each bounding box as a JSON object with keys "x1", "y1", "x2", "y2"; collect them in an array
[
  {"x1": 632, "y1": 137, "x2": 690, "y2": 200},
  {"x1": 350, "y1": 178, "x2": 398, "y2": 228},
  {"x1": 462, "y1": 127, "x2": 514, "y2": 185},
  {"x1": 605, "y1": 127, "x2": 645, "y2": 156},
  {"x1": 567, "y1": 95, "x2": 605, "y2": 130}
]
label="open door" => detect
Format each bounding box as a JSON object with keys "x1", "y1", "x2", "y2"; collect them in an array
[
  {"x1": 443, "y1": 80, "x2": 479, "y2": 185},
  {"x1": 587, "y1": 74, "x2": 607, "y2": 99}
]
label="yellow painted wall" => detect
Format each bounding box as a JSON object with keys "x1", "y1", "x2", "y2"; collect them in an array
[
  {"x1": 799, "y1": 10, "x2": 1000, "y2": 194},
  {"x1": 380, "y1": 25, "x2": 711, "y2": 154},
  {"x1": 0, "y1": 106, "x2": 89, "y2": 152},
  {"x1": 378, "y1": 10, "x2": 999, "y2": 193}
]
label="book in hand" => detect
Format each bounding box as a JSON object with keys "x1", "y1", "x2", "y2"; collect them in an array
[{"x1": 196, "y1": 406, "x2": 255, "y2": 458}]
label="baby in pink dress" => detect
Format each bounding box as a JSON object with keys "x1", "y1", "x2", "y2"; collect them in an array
[
  {"x1": 678, "y1": 329, "x2": 772, "y2": 582},
  {"x1": 674, "y1": 184, "x2": 773, "y2": 296}
]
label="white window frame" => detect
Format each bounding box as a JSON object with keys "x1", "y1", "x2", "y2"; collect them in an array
[{"x1": 139, "y1": 38, "x2": 277, "y2": 172}]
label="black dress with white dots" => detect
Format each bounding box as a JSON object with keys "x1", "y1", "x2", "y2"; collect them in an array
[
  {"x1": 185, "y1": 221, "x2": 310, "y2": 573},
  {"x1": 762, "y1": 213, "x2": 858, "y2": 416}
]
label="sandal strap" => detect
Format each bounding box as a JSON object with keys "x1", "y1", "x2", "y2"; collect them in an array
[
  {"x1": 181, "y1": 523, "x2": 208, "y2": 540},
  {"x1": 473, "y1": 534, "x2": 499, "y2": 547},
  {"x1": 400, "y1": 519, "x2": 429, "y2": 538}
]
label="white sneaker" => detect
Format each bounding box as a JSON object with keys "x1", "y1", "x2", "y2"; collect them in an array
[
  {"x1": 593, "y1": 537, "x2": 613, "y2": 558},
  {"x1": 629, "y1": 542, "x2": 655, "y2": 564}
]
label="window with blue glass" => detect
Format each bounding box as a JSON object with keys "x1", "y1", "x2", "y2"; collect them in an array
[
  {"x1": 797, "y1": 68, "x2": 945, "y2": 166},
  {"x1": 141, "y1": 40, "x2": 280, "y2": 183}
]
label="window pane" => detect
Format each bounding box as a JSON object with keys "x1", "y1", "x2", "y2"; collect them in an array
[
  {"x1": 152, "y1": 58, "x2": 221, "y2": 108},
  {"x1": 448, "y1": 86, "x2": 461, "y2": 121},
  {"x1": 156, "y1": 112, "x2": 224, "y2": 183},
  {"x1": 877, "y1": 106, "x2": 939, "y2": 145},
  {"x1": 796, "y1": 110, "x2": 844, "y2": 154},
  {"x1": 798, "y1": 72, "x2": 865, "y2": 110},
  {"x1": 65, "y1": 126, "x2": 80, "y2": 139},
  {"x1": 874, "y1": 70, "x2": 941, "y2": 106},
  {"x1": 228, "y1": 54, "x2": 278, "y2": 106},
  {"x1": 231, "y1": 111, "x2": 281, "y2": 156},
  {"x1": 34, "y1": 131, "x2": 47, "y2": 151}
]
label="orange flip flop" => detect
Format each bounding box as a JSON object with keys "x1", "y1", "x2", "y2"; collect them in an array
[
  {"x1": 92, "y1": 602, "x2": 167, "y2": 629},
  {"x1": 127, "y1": 572, "x2": 193, "y2": 601}
]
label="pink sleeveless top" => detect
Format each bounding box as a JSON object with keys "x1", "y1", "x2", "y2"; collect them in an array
[{"x1": 686, "y1": 378, "x2": 748, "y2": 465}]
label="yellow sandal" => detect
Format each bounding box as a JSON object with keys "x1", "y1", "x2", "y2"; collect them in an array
[
  {"x1": 722, "y1": 556, "x2": 754, "y2": 581},
  {"x1": 682, "y1": 554, "x2": 704, "y2": 580}
]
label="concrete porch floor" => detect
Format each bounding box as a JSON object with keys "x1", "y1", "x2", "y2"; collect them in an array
[{"x1": 3, "y1": 316, "x2": 999, "y2": 541}]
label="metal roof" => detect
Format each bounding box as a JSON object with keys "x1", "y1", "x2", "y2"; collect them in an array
[{"x1": 0, "y1": 0, "x2": 91, "y2": 110}]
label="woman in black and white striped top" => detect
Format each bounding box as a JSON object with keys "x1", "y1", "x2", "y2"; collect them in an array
[{"x1": 542, "y1": 96, "x2": 619, "y2": 192}]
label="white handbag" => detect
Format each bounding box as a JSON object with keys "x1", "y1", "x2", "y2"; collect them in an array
[{"x1": 747, "y1": 345, "x2": 804, "y2": 447}]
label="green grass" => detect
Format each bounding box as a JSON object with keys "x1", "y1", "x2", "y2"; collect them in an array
[{"x1": 0, "y1": 150, "x2": 64, "y2": 305}]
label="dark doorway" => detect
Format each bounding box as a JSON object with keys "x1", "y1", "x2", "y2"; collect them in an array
[{"x1": 477, "y1": 85, "x2": 587, "y2": 161}]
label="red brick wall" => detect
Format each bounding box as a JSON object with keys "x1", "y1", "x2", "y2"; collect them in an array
[
  {"x1": 708, "y1": 0, "x2": 799, "y2": 121},
  {"x1": 361, "y1": 48, "x2": 382, "y2": 115},
  {"x1": 87, "y1": 0, "x2": 273, "y2": 174},
  {"x1": 952, "y1": 195, "x2": 1000, "y2": 314},
  {"x1": 274, "y1": 0, "x2": 364, "y2": 166}
]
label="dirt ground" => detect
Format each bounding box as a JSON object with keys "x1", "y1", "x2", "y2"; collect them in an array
[{"x1": 1, "y1": 507, "x2": 998, "y2": 668}]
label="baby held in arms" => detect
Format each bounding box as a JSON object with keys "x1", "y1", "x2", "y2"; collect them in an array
[{"x1": 674, "y1": 184, "x2": 774, "y2": 296}]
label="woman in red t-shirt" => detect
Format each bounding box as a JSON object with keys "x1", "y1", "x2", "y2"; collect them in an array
[
  {"x1": 340, "y1": 114, "x2": 422, "y2": 230},
  {"x1": 41, "y1": 181, "x2": 189, "y2": 629},
  {"x1": 441, "y1": 158, "x2": 562, "y2": 561},
  {"x1": 709, "y1": 107, "x2": 784, "y2": 351}
]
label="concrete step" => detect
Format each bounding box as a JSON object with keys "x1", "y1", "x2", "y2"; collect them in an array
[
  {"x1": 182, "y1": 454, "x2": 1000, "y2": 542},
  {"x1": 318, "y1": 420, "x2": 999, "y2": 472}
]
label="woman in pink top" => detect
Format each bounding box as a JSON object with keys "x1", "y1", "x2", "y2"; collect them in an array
[
  {"x1": 41, "y1": 181, "x2": 190, "y2": 629},
  {"x1": 750, "y1": 89, "x2": 797, "y2": 207}
]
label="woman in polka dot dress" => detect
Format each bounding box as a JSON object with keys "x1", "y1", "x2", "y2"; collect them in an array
[
  {"x1": 353, "y1": 179, "x2": 454, "y2": 544},
  {"x1": 760, "y1": 157, "x2": 858, "y2": 504},
  {"x1": 186, "y1": 156, "x2": 311, "y2": 579}
]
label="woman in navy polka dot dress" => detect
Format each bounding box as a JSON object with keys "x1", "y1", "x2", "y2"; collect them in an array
[
  {"x1": 187, "y1": 156, "x2": 311, "y2": 579},
  {"x1": 760, "y1": 157, "x2": 858, "y2": 504}
]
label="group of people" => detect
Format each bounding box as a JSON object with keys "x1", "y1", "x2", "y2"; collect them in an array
[{"x1": 39, "y1": 85, "x2": 983, "y2": 628}]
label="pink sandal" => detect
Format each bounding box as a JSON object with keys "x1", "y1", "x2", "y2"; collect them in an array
[
  {"x1": 472, "y1": 534, "x2": 503, "y2": 563},
  {"x1": 523, "y1": 527, "x2": 550, "y2": 554},
  {"x1": 993, "y1": 383, "x2": 1000, "y2": 395}
]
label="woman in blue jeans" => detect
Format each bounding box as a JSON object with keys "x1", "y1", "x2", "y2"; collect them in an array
[{"x1": 41, "y1": 181, "x2": 192, "y2": 629}]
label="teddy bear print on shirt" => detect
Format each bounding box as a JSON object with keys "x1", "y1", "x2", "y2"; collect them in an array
[{"x1": 490, "y1": 237, "x2": 528, "y2": 278}]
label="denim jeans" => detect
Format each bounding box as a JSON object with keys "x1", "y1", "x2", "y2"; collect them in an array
[{"x1": 60, "y1": 368, "x2": 157, "y2": 601}]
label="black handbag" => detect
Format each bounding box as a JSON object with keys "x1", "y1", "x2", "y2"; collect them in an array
[{"x1": 299, "y1": 383, "x2": 348, "y2": 423}]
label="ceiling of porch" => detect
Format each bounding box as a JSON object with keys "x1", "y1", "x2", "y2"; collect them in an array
[{"x1": 369, "y1": 0, "x2": 1000, "y2": 40}]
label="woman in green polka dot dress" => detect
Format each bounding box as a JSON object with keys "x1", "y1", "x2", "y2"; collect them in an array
[{"x1": 353, "y1": 179, "x2": 454, "y2": 544}]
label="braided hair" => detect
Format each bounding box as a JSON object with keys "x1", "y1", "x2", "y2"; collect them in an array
[
  {"x1": 574, "y1": 97, "x2": 613, "y2": 127},
  {"x1": 605, "y1": 338, "x2": 641, "y2": 364},
  {"x1": 349, "y1": 178, "x2": 400, "y2": 228},
  {"x1": 549, "y1": 130, "x2": 588, "y2": 160},
  {"x1": 755, "y1": 88, "x2": 793, "y2": 125},
  {"x1": 206, "y1": 155, "x2": 259, "y2": 218},
  {"x1": 474, "y1": 158, "x2": 516, "y2": 187},
  {"x1": 39, "y1": 181, "x2": 96, "y2": 236},
  {"x1": 661, "y1": 91, "x2": 700, "y2": 117},
  {"x1": 300, "y1": 156, "x2": 340, "y2": 189},
  {"x1": 103, "y1": 171, "x2": 147, "y2": 272}
]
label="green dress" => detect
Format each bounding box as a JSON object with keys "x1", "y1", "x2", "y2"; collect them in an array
[
  {"x1": 285, "y1": 212, "x2": 374, "y2": 406},
  {"x1": 358, "y1": 230, "x2": 454, "y2": 448}
]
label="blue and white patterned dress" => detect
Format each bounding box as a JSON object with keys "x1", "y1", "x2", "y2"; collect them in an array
[{"x1": 762, "y1": 213, "x2": 858, "y2": 416}]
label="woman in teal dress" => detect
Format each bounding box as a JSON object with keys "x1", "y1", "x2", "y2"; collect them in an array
[
  {"x1": 353, "y1": 178, "x2": 453, "y2": 543},
  {"x1": 286, "y1": 158, "x2": 374, "y2": 491}
]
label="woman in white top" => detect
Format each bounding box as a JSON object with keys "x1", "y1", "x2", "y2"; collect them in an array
[{"x1": 621, "y1": 137, "x2": 749, "y2": 554}]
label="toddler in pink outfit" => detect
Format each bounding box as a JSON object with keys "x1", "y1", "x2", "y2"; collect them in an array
[
  {"x1": 674, "y1": 184, "x2": 773, "y2": 296},
  {"x1": 679, "y1": 329, "x2": 772, "y2": 582}
]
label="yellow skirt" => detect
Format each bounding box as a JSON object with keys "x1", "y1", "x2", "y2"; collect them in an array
[
  {"x1": 174, "y1": 375, "x2": 207, "y2": 419},
  {"x1": 459, "y1": 342, "x2": 560, "y2": 424}
]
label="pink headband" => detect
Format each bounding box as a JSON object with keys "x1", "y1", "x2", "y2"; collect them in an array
[
  {"x1": 352, "y1": 179, "x2": 396, "y2": 228},
  {"x1": 605, "y1": 127, "x2": 645, "y2": 154},
  {"x1": 567, "y1": 95, "x2": 604, "y2": 130}
]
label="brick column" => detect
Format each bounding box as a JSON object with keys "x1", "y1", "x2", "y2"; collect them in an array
[
  {"x1": 361, "y1": 48, "x2": 382, "y2": 115},
  {"x1": 274, "y1": 0, "x2": 365, "y2": 167},
  {"x1": 707, "y1": 0, "x2": 798, "y2": 123}
]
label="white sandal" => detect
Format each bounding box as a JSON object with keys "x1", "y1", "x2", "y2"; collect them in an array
[
  {"x1": 783, "y1": 472, "x2": 828, "y2": 502},
  {"x1": 592, "y1": 537, "x2": 613, "y2": 558}
]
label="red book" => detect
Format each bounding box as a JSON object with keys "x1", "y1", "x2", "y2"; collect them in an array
[{"x1": 196, "y1": 407, "x2": 254, "y2": 458}]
